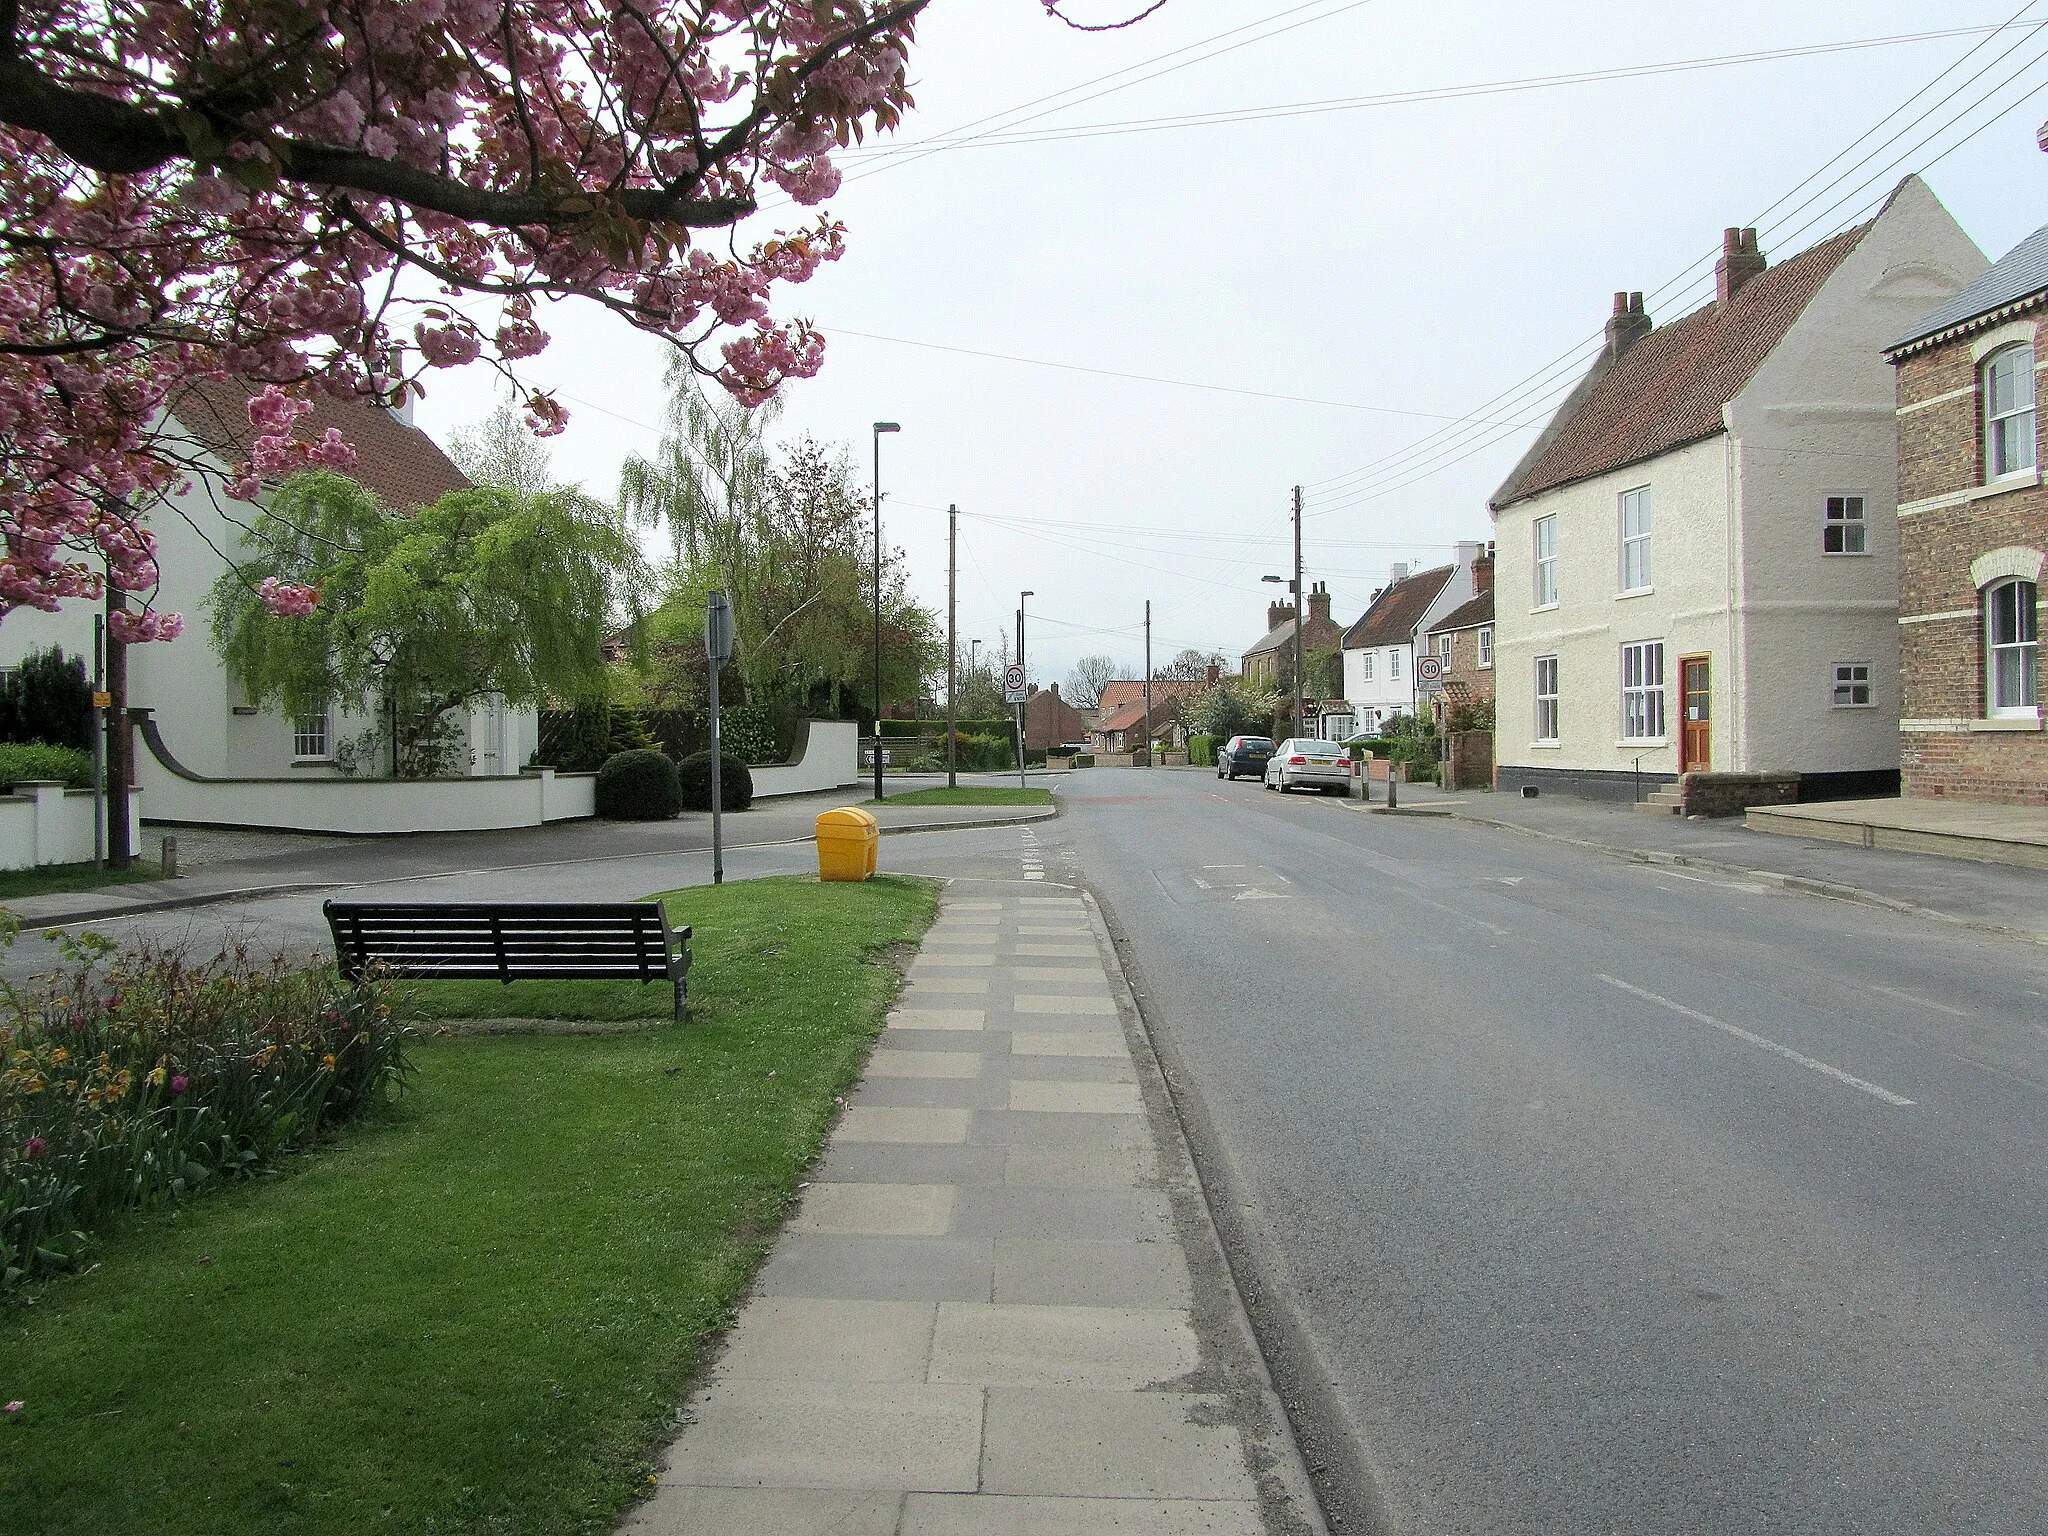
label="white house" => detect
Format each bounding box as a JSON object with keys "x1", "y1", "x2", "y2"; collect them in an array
[
  {"x1": 1340, "y1": 542, "x2": 1487, "y2": 734},
  {"x1": 0, "y1": 381, "x2": 553, "y2": 828},
  {"x1": 1488, "y1": 175, "x2": 1985, "y2": 801}
]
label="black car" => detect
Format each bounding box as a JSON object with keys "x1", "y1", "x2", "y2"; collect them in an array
[{"x1": 1216, "y1": 735, "x2": 1275, "y2": 780}]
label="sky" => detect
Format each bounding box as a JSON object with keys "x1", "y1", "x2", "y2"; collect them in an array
[{"x1": 412, "y1": 0, "x2": 2048, "y2": 693}]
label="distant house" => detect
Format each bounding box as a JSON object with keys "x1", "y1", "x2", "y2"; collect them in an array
[
  {"x1": 1340, "y1": 543, "x2": 1487, "y2": 734},
  {"x1": 1885, "y1": 221, "x2": 2048, "y2": 803},
  {"x1": 1488, "y1": 176, "x2": 1983, "y2": 801},
  {"x1": 1023, "y1": 682, "x2": 1089, "y2": 752},
  {"x1": 1241, "y1": 583, "x2": 1342, "y2": 691},
  {"x1": 1421, "y1": 553, "x2": 1496, "y2": 716}
]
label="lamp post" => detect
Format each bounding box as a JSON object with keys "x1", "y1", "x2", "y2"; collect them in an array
[
  {"x1": 872, "y1": 420, "x2": 899, "y2": 801},
  {"x1": 1017, "y1": 590, "x2": 1034, "y2": 788}
]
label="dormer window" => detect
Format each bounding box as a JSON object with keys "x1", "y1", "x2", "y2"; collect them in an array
[{"x1": 1984, "y1": 344, "x2": 2037, "y2": 479}]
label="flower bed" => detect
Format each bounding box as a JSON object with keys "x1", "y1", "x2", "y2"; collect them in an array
[{"x1": 1, "y1": 924, "x2": 409, "y2": 1293}]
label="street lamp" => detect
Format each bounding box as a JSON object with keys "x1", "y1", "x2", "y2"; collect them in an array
[
  {"x1": 1017, "y1": 590, "x2": 1034, "y2": 787},
  {"x1": 872, "y1": 421, "x2": 900, "y2": 802}
]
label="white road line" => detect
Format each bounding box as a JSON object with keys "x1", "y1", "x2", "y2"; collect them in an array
[
  {"x1": 1865, "y1": 983, "x2": 1971, "y2": 1019},
  {"x1": 1598, "y1": 975, "x2": 1914, "y2": 1106},
  {"x1": 1658, "y1": 870, "x2": 1768, "y2": 894}
]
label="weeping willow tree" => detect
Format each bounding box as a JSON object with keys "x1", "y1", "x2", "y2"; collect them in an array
[
  {"x1": 620, "y1": 357, "x2": 939, "y2": 717},
  {"x1": 210, "y1": 472, "x2": 647, "y2": 775}
]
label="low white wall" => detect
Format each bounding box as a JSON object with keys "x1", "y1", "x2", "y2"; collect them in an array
[
  {"x1": 139, "y1": 754, "x2": 593, "y2": 836},
  {"x1": 0, "y1": 784, "x2": 145, "y2": 871},
  {"x1": 752, "y1": 719, "x2": 860, "y2": 799}
]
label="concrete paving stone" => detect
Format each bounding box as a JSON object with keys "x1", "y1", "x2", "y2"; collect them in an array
[
  {"x1": 970, "y1": 1109, "x2": 1153, "y2": 1151},
  {"x1": 755, "y1": 1234, "x2": 995, "y2": 1301},
  {"x1": 887, "y1": 1008, "x2": 988, "y2": 1032},
  {"x1": 949, "y1": 1185, "x2": 1174, "y2": 1242},
  {"x1": 1004, "y1": 967, "x2": 1105, "y2": 983},
  {"x1": 916, "y1": 953, "x2": 998, "y2": 968},
  {"x1": 715, "y1": 1298, "x2": 937, "y2": 1382},
  {"x1": 791, "y1": 1182, "x2": 957, "y2": 1237},
  {"x1": 1017, "y1": 924, "x2": 1091, "y2": 935},
  {"x1": 869, "y1": 1049, "x2": 983, "y2": 1079},
  {"x1": 1013, "y1": 943, "x2": 1099, "y2": 957},
  {"x1": 1019, "y1": 898, "x2": 1084, "y2": 907},
  {"x1": 621, "y1": 1485, "x2": 904, "y2": 1535},
  {"x1": 898, "y1": 1494, "x2": 1264, "y2": 1536},
  {"x1": 948, "y1": 901, "x2": 1007, "y2": 910},
  {"x1": 851, "y1": 1074, "x2": 1009, "y2": 1111},
  {"x1": 815, "y1": 1142, "x2": 1009, "y2": 1187},
  {"x1": 837, "y1": 1106, "x2": 972, "y2": 1143},
  {"x1": 1011, "y1": 995, "x2": 1118, "y2": 1015},
  {"x1": 994, "y1": 1239, "x2": 1193, "y2": 1308},
  {"x1": 1010, "y1": 1029, "x2": 1128, "y2": 1056},
  {"x1": 659, "y1": 1379, "x2": 983, "y2": 1492},
  {"x1": 1010, "y1": 1079, "x2": 1143, "y2": 1115},
  {"x1": 930, "y1": 1303, "x2": 1198, "y2": 1390},
  {"x1": 882, "y1": 1029, "x2": 1010, "y2": 1053},
  {"x1": 1003, "y1": 1142, "x2": 1158, "y2": 1189},
  {"x1": 979, "y1": 1389, "x2": 1256, "y2": 1500},
  {"x1": 927, "y1": 933, "x2": 1008, "y2": 947},
  {"x1": 903, "y1": 977, "x2": 990, "y2": 995},
  {"x1": 1000, "y1": 1056, "x2": 1136, "y2": 1085}
]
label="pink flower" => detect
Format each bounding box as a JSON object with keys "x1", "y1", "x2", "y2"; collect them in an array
[
  {"x1": 169, "y1": 1074, "x2": 189, "y2": 1094},
  {"x1": 22, "y1": 1137, "x2": 45, "y2": 1157},
  {"x1": 3, "y1": 1402, "x2": 21, "y2": 1416}
]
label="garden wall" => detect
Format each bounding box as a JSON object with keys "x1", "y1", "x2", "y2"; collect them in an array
[
  {"x1": 749, "y1": 720, "x2": 860, "y2": 799},
  {"x1": 0, "y1": 782, "x2": 144, "y2": 870}
]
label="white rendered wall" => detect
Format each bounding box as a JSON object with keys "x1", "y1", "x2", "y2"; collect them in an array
[
  {"x1": 751, "y1": 720, "x2": 860, "y2": 797},
  {"x1": 0, "y1": 785, "x2": 144, "y2": 870}
]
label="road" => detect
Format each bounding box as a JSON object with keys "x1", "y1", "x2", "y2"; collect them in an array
[{"x1": 1043, "y1": 768, "x2": 2048, "y2": 1535}]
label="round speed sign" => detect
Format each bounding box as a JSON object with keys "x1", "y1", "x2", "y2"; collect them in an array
[{"x1": 1003, "y1": 663, "x2": 1027, "y2": 702}]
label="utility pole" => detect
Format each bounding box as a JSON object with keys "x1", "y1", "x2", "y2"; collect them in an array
[
  {"x1": 1291, "y1": 484, "x2": 1304, "y2": 740},
  {"x1": 91, "y1": 615, "x2": 105, "y2": 869},
  {"x1": 1142, "y1": 600, "x2": 1152, "y2": 768},
  {"x1": 871, "y1": 420, "x2": 899, "y2": 802},
  {"x1": 946, "y1": 504, "x2": 958, "y2": 790},
  {"x1": 104, "y1": 585, "x2": 131, "y2": 869}
]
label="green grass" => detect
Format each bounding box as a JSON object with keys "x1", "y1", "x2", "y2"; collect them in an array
[
  {"x1": 0, "y1": 859, "x2": 165, "y2": 904},
  {"x1": 0, "y1": 873, "x2": 938, "y2": 1536},
  {"x1": 870, "y1": 785, "x2": 1052, "y2": 807},
  {"x1": 405, "y1": 976, "x2": 678, "y2": 1022}
]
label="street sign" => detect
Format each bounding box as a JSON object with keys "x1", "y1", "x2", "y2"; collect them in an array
[
  {"x1": 1415, "y1": 653, "x2": 1445, "y2": 691},
  {"x1": 1003, "y1": 663, "x2": 1027, "y2": 704},
  {"x1": 705, "y1": 589, "x2": 734, "y2": 665}
]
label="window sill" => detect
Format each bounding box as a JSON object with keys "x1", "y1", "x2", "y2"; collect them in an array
[
  {"x1": 1617, "y1": 738, "x2": 1669, "y2": 748},
  {"x1": 1821, "y1": 550, "x2": 1872, "y2": 558},
  {"x1": 1530, "y1": 602, "x2": 1559, "y2": 615},
  {"x1": 1529, "y1": 740, "x2": 1562, "y2": 750},
  {"x1": 1616, "y1": 586, "x2": 1655, "y2": 600},
  {"x1": 1973, "y1": 715, "x2": 2044, "y2": 732},
  {"x1": 290, "y1": 757, "x2": 336, "y2": 767},
  {"x1": 1478, "y1": 662, "x2": 1494, "y2": 670},
  {"x1": 1831, "y1": 703, "x2": 1875, "y2": 710}
]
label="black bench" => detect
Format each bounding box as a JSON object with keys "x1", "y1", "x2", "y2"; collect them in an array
[{"x1": 324, "y1": 900, "x2": 693, "y2": 1019}]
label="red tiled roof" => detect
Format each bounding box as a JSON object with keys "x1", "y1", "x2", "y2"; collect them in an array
[
  {"x1": 1491, "y1": 223, "x2": 1870, "y2": 509},
  {"x1": 1342, "y1": 564, "x2": 1454, "y2": 649},
  {"x1": 1098, "y1": 678, "x2": 1208, "y2": 712},
  {"x1": 1428, "y1": 590, "x2": 1494, "y2": 634},
  {"x1": 171, "y1": 377, "x2": 471, "y2": 511}
]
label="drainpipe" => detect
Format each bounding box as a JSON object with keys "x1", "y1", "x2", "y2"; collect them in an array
[{"x1": 1723, "y1": 425, "x2": 1744, "y2": 772}]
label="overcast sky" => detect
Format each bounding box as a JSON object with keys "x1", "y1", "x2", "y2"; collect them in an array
[{"x1": 414, "y1": 0, "x2": 2048, "y2": 691}]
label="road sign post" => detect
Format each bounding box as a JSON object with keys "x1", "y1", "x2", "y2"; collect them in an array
[
  {"x1": 706, "y1": 590, "x2": 734, "y2": 884},
  {"x1": 1004, "y1": 663, "x2": 1027, "y2": 789}
]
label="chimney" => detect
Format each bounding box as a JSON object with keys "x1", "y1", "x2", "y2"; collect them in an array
[
  {"x1": 1307, "y1": 581, "x2": 1331, "y2": 625},
  {"x1": 1047, "y1": 682, "x2": 1059, "y2": 698},
  {"x1": 1474, "y1": 551, "x2": 1494, "y2": 594},
  {"x1": 1716, "y1": 227, "x2": 1765, "y2": 305},
  {"x1": 1206, "y1": 661, "x2": 1220, "y2": 685},
  {"x1": 1388, "y1": 562, "x2": 1409, "y2": 584},
  {"x1": 1268, "y1": 599, "x2": 1292, "y2": 631},
  {"x1": 1605, "y1": 291, "x2": 1650, "y2": 359}
]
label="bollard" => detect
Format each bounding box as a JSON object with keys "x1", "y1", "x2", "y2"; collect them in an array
[
  {"x1": 1386, "y1": 770, "x2": 1397, "y2": 811},
  {"x1": 161, "y1": 836, "x2": 178, "y2": 878}
]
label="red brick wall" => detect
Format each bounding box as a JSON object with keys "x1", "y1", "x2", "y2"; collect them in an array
[
  {"x1": 1436, "y1": 627, "x2": 1495, "y2": 709},
  {"x1": 1893, "y1": 316, "x2": 2048, "y2": 803}
]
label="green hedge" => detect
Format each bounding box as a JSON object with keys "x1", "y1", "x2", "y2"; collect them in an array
[
  {"x1": 0, "y1": 742, "x2": 93, "y2": 791},
  {"x1": 1187, "y1": 734, "x2": 1218, "y2": 767},
  {"x1": 879, "y1": 717, "x2": 1011, "y2": 738}
]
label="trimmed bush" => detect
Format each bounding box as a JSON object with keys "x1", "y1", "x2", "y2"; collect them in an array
[
  {"x1": 0, "y1": 646, "x2": 92, "y2": 752},
  {"x1": 1187, "y1": 734, "x2": 1218, "y2": 767},
  {"x1": 0, "y1": 741, "x2": 93, "y2": 791},
  {"x1": 677, "y1": 750, "x2": 753, "y2": 812},
  {"x1": 594, "y1": 749, "x2": 681, "y2": 820}
]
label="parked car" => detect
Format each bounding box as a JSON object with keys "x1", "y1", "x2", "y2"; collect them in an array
[
  {"x1": 1216, "y1": 735, "x2": 1275, "y2": 780},
  {"x1": 1264, "y1": 738, "x2": 1350, "y2": 795}
]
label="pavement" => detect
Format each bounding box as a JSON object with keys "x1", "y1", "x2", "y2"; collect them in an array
[
  {"x1": 623, "y1": 874, "x2": 1325, "y2": 1536},
  {"x1": 1746, "y1": 794, "x2": 2048, "y2": 871}
]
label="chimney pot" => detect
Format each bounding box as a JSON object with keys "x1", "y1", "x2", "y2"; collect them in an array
[
  {"x1": 1715, "y1": 227, "x2": 1765, "y2": 305},
  {"x1": 1605, "y1": 290, "x2": 1652, "y2": 359}
]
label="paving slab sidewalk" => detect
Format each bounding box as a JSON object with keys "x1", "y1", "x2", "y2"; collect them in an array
[{"x1": 623, "y1": 879, "x2": 1325, "y2": 1536}]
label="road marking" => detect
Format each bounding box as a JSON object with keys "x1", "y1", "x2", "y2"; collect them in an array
[
  {"x1": 1865, "y1": 983, "x2": 1970, "y2": 1019},
  {"x1": 1598, "y1": 975, "x2": 1913, "y2": 1106},
  {"x1": 1659, "y1": 870, "x2": 1768, "y2": 894},
  {"x1": 1201, "y1": 864, "x2": 1250, "y2": 869},
  {"x1": 1234, "y1": 889, "x2": 1288, "y2": 901}
]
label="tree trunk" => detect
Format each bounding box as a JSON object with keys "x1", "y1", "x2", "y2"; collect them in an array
[{"x1": 104, "y1": 586, "x2": 132, "y2": 869}]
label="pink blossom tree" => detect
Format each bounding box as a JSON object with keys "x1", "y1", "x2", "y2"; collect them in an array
[{"x1": 0, "y1": 0, "x2": 1161, "y2": 639}]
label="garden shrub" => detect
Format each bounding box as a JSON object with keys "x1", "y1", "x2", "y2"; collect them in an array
[
  {"x1": 677, "y1": 750, "x2": 754, "y2": 812},
  {"x1": 0, "y1": 646, "x2": 93, "y2": 752},
  {"x1": 594, "y1": 749, "x2": 681, "y2": 819},
  {"x1": 1072, "y1": 752, "x2": 1094, "y2": 767},
  {"x1": 0, "y1": 742, "x2": 93, "y2": 791},
  {"x1": 0, "y1": 925, "x2": 411, "y2": 1292},
  {"x1": 1188, "y1": 734, "x2": 1218, "y2": 767}
]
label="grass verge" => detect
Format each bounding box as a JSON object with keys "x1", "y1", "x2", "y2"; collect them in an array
[
  {"x1": 0, "y1": 859, "x2": 165, "y2": 904},
  {"x1": 871, "y1": 785, "x2": 1052, "y2": 807},
  {"x1": 0, "y1": 873, "x2": 938, "y2": 1536}
]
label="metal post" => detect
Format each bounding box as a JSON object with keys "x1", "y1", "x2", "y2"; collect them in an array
[
  {"x1": 1017, "y1": 596, "x2": 1028, "y2": 789},
  {"x1": 1291, "y1": 485, "x2": 1304, "y2": 740},
  {"x1": 947, "y1": 504, "x2": 958, "y2": 790},
  {"x1": 872, "y1": 421, "x2": 898, "y2": 802},
  {"x1": 104, "y1": 585, "x2": 132, "y2": 870},
  {"x1": 707, "y1": 589, "x2": 732, "y2": 884},
  {"x1": 1142, "y1": 601, "x2": 1152, "y2": 767},
  {"x1": 91, "y1": 614, "x2": 105, "y2": 869}
]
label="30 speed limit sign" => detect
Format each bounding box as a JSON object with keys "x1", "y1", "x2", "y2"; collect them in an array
[
  {"x1": 1415, "y1": 653, "x2": 1445, "y2": 689},
  {"x1": 1003, "y1": 663, "x2": 1028, "y2": 704}
]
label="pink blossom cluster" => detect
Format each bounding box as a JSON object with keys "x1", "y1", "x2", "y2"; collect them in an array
[
  {"x1": 257, "y1": 577, "x2": 321, "y2": 618},
  {"x1": 0, "y1": 1, "x2": 951, "y2": 637}
]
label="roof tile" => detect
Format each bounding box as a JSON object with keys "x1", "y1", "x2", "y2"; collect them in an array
[{"x1": 1342, "y1": 564, "x2": 1454, "y2": 649}]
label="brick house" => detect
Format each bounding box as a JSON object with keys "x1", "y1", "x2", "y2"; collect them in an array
[
  {"x1": 1339, "y1": 544, "x2": 1487, "y2": 735},
  {"x1": 1886, "y1": 222, "x2": 2048, "y2": 803},
  {"x1": 1022, "y1": 682, "x2": 1089, "y2": 753},
  {"x1": 1242, "y1": 583, "x2": 1342, "y2": 691},
  {"x1": 1420, "y1": 550, "x2": 1496, "y2": 716}
]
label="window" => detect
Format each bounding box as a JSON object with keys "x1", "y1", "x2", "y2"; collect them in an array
[
  {"x1": 1985, "y1": 345, "x2": 2037, "y2": 479},
  {"x1": 1832, "y1": 663, "x2": 1872, "y2": 708},
  {"x1": 1534, "y1": 515, "x2": 1558, "y2": 606},
  {"x1": 1823, "y1": 495, "x2": 1868, "y2": 555},
  {"x1": 1360, "y1": 652, "x2": 1374, "y2": 682},
  {"x1": 1437, "y1": 634, "x2": 1453, "y2": 664},
  {"x1": 1388, "y1": 649, "x2": 1401, "y2": 680},
  {"x1": 1534, "y1": 655, "x2": 1559, "y2": 741},
  {"x1": 1987, "y1": 578, "x2": 2039, "y2": 716},
  {"x1": 1478, "y1": 626, "x2": 1494, "y2": 668},
  {"x1": 1619, "y1": 486, "x2": 1652, "y2": 592},
  {"x1": 1620, "y1": 640, "x2": 1666, "y2": 740},
  {"x1": 293, "y1": 711, "x2": 331, "y2": 760}
]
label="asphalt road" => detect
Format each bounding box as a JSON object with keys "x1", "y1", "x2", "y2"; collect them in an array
[{"x1": 1046, "y1": 768, "x2": 2048, "y2": 1536}]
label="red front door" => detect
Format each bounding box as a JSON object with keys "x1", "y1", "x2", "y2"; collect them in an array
[{"x1": 1680, "y1": 656, "x2": 1711, "y2": 773}]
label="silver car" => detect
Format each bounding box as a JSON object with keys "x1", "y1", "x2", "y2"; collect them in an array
[{"x1": 1264, "y1": 738, "x2": 1352, "y2": 795}]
